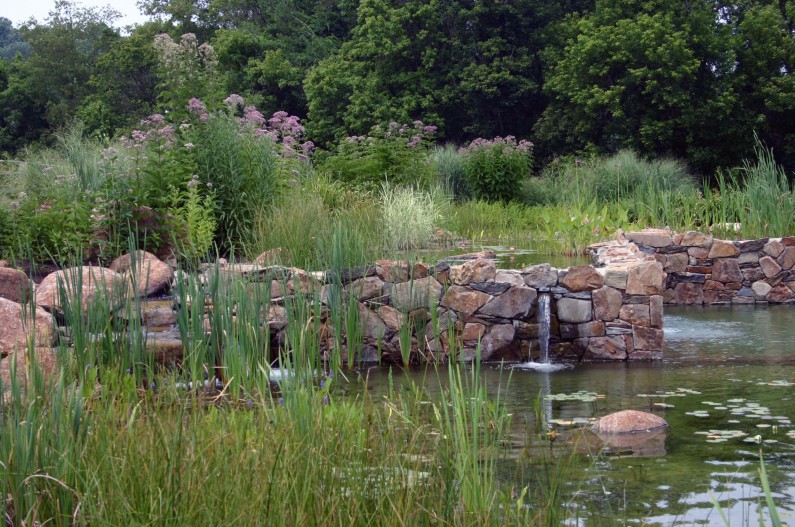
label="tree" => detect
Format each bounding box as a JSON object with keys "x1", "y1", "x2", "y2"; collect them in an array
[{"x1": 0, "y1": 17, "x2": 31, "y2": 59}]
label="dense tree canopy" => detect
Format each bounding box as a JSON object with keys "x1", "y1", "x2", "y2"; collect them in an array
[{"x1": 1, "y1": 0, "x2": 795, "y2": 174}]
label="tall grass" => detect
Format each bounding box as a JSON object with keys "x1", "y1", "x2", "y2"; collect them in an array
[{"x1": 380, "y1": 184, "x2": 445, "y2": 251}]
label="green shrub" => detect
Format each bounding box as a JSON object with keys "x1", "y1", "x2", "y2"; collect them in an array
[
  {"x1": 459, "y1": 136, "x2": 534, "y2": 202},
  {"x1": 318, "y1": 121, "x2": 437, "y2": 191}
]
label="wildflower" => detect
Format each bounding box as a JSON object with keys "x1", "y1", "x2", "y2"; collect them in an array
[
  {"x1": 184, "y1": 143, "x2": 194, "y2": 149},
  {"x1": 246, "y1": 399, "x2": 253, "y2": 409},
  {"x1": 320, "y1": 379, "x2": 326, "y2": 389},
  {"x1": 224, "y1": 93, "x2": 244, "y2": 108},
  {"x1": 187, "y1": 176, "x2": 200, "y2": 188},
  {"x1": 278, "y1": 397, "x2": 285, "y2": 406},
  {"x1": 322, "y1": 396, "x2": 329, "y2": 405}
]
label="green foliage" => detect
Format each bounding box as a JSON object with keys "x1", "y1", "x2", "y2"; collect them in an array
[
  {"x1": 460, "y1": 137, "x2": 534, "y2": 202},
  {"x1": 318, "y1": 121, "x2": 437, "y2": 191},
  {"x1": 167, "y1": 177, "x2": 218, "y2": 261},
  {"x1": 249, "y1": 177, "x2": 381, "y2": 269},
  {"x1": 191, "y1": 112, "x2": 280, "y2": 249},
  {"x1": 431, "y1": 145, "x2": 470, "y2": 200},
  {"x1": 380, "y1": 185, "x2": 445, "y2": 251}
]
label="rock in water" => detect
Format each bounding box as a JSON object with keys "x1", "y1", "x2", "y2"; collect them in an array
[{"x1": 595, "y1": 410, "x2": 667, "y2": 433}]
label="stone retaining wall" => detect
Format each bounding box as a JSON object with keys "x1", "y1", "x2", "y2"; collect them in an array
[
  {"x1": 590, "y1": 229, "x2": 795, "y2": 305},
  {"x1": 218, "y1": 256, "x2": 664, "y2": 363}
]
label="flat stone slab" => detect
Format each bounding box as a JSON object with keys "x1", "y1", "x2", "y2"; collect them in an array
[{"x1": 594, "y1": 410, "x2": 668, "y2": 434}]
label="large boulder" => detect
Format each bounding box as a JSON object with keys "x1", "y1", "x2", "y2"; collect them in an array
[
  {"x1": 0, "y1": 268, "x2": 32, "y2": 303},
  {"x1": 389, "y1": 276, "x2": 443, "y2": 312},
  {"x1": 594, "y1": 410, "x2": 667, "y2": 434},
  {"x1": 0, "y1": 298, "x2": 56, "y2": 355},
  {"x1": 450, "y1": 259, "x2": 496, "y2": 286},
  {"x1": 560, "y1": 266, "x2": 604, "y2": 292},
  {"x1": 110, "y1": 251, "x2": 173, "y2": 297},
  {"x1": 478, "y1": 286, "x2": 536, "y2": 318},
  {"x1": 0, "y1": 347, "x2": 59, "y2": 400},
  {"x1": 625, "y1": 262, "x2": 664, "y2": 295},
  {"x1": 36, "y1": 267, "x2": 128, "y2": 314}
]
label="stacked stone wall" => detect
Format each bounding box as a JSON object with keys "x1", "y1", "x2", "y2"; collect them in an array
[{"x1": 591, "y1": 229, "x2": 795, "y2": 305}]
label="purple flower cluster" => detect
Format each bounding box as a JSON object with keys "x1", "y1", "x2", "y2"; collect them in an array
[
  {"x1": 122, "y1": 114, "x2": 178, "y2": 149},
  {"x1": 188, "y1": 98, "x2": 209, "y2": 122},
  {"x1": 459, "y1": 136, "x2": 534, "y2": 155}
]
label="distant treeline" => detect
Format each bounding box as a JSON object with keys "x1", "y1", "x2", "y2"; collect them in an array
[{"x1": 2, "y1": 0, "x2": 795, "y2": 174}]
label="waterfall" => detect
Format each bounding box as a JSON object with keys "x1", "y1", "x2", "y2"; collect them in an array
[
  {"x1": 512, "y1": 292, "x2": 568, "y2": 372},
  {"x1": 537, "y1": 293, "x2": 551, "y2": 364}
]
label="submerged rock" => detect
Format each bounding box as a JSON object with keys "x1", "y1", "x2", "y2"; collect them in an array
[{"x1": 595, "y1": 410, "x2": 668, "y2": 434}]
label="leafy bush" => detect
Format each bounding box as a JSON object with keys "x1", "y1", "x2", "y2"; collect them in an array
[
  {"x1": 318, "y1": 121, "x2": 437, "y2": 191},
  {"x1": 167, "y1": 176, "x2": 218, "y2": 261},
  {"x1": 6, "y1": 193, "x2": 93, "y2": 263},
  {"x1": 459, "y1": 136, "x2": 533, "y2": 202}
]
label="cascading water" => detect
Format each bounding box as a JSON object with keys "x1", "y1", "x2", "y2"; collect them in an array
[
  {"x1": 513, "y1": 292, "x2": 569, "y2": 372},
  {"x1": 537, "y1": 293, "x2": 551, "y2": 364}
]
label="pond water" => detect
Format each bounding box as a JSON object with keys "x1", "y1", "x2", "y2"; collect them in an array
[
  {"x1": 395, "y1": 242, "x2": 590, "y2": 269},
  {"x1": 360, "y1": 305, "x2": 795, "y2": 525}
]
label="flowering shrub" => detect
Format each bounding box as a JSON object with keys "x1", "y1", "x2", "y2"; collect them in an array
[
  {"x1": 153, "y1": 34, "x2": 218, "y2": 117},
  {"x1": 107, "y1": 96, "x2": 311, "y2": 254},
  {"x1": 319, "y1": 120, "x2": 437, "y2": 190},
  {"x1": 459, "y1": 136, "x2": 533, "y2": 202}
]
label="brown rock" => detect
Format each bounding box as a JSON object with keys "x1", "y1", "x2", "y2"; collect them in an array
[
  {"x1": 763, "y1": 240, "x2": 785, "y2": 258},
  {"x1": 522, "y1": 263, "x2": 558, "y2": 289},
  {"x1": 602, "y1": 266, "x2": 629, "y2": 289},
  {"x1": 625, "y1": 262, "x2": 665, "y2": 295},
  {"x1": 478, "y1": 286, "x2": 536, "y2": 318},
  {"x1": 777, "y1": 247, "x2": 795, "y2": 269},
  {"x1": 377, "y1": 305, "x2": 404, "y2": 332},
  {"x1": 626, "y1": 229, "x2": 673, "y2": 248},
  {"x1": 0, "y1": 268, "x2": 31, "y2": 303},
  {"x1": 759, "y1": 256, "x2": 782, "y2": 278},
  {"x1": 345, "y1": 276, "x2": 385, "y2": 301},
  {"x1": 0, "y1": 347, "x2": 59, "y2": 399},
  {"x1": 711, "y1": 259, "x2": 743, "y2": 283},
  {"x1": 767, "y1": 285, "x2": 795, "y2": 303},
  {"x1": 633, "y1": 326, "x2": 663, "y2": 350},
  {"x1": 671, "y1": 282, "x2": 704, "y2": 304},
  {"x1": 143, "y1": 307, "x2": 177, "y2": 328},
  {"x1": 450, "y1": 259, "x2": 496, "y2": 286},
  {"x1": 595, "y1": 410, "x2": 667, "y2": 434},
  {"x1": 593, "y1": 287, "x2": 622, "y2": 321},
  {"x1": 462, "y1": 322, "x2": 486, "y2": 341},
  {"x1": 111, "y1": 251, "x2": 173, "y2": 297},
  {"x1": 708, "y1": 239, "x2": 741, "y2": 258},
  {"x1": 440, "y1": 286, "x2": 490, "y2": 315},
  {"x1": 619, "y1": 304, "x2": 651, "y2": 326},
  {"x1": 480, "y1": 324, "x2": 517, "y2": 360},
  {"x1": 356, "y1": 302, "x2": 387, "y2": 340},
  {"x1": 289, "y1": 268, "x2": 323, "y2": 294},
  {"x1": 0, "y1": 298, "x2": 55, "y2": 355},
  {"x1": 781, "y1": 236, "x2": 795, "y2": 247},
  {"x1": 561, "y1": 321, "x2": 605, "y2": 339},
  {"x1": 560, "y1": 266, "x2": 604, "y2": 292},
  {"x1": 389, "y1": 277, "x2": 443, "y2": 312},
  {"x1": 662, "y1": 253, "x2": 688, "y2": 273},
  {"x1": 704, "y1": 280, "x2": 725, "y2": 290},
  {"x1": 738, "y1": 252, "x2": 760, "y2": 265},
  {"x1": 36, "y1": 267, "x2": 128, "y2": 314},
  {"x1": 584, "y1": 335, "x2": 627, "y2": 360},
  {"x1": 680, "y1": 231, "x2": 713, "y2": 248},
  {"x1": 688, "y1": 247, "x2": 710, "y2": 259},
  {"x1": 649, "y1": 295, "x2": 663, "y2": 328},
  {"x1": 494, "y1": 270, "x2": 524, "y2": 286},
  {"x1": 685, "y1": 265, "x2": 712, "y2": 274}
]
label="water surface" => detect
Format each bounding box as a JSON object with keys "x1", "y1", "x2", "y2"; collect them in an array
[{"x1": 361, "y1": 305, "x2": 795, "y2": 525}]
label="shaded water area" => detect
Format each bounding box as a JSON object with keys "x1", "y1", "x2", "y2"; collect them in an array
[{"x1": 359, "y1": 306, "x2": 795, "y2": 525}]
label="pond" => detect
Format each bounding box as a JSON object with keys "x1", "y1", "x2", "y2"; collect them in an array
[
  {"x1": 360, "y1": 305, "x2": 795, "y2": 525},
  {"x1": 395, "y1": 241, "x2": 590, "y2": 269}
]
